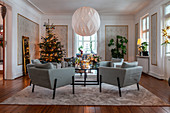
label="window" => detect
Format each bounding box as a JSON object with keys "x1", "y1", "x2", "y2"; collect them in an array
[
  {"x1": 164, "y1": 2, "x2": 170, "y2": 54},
  {"x1": 141, "y1": 15, "x2": 149, "y2": 44},
  {"x1": 77, "y1": 33, "x2": 97, "y2": 54}
]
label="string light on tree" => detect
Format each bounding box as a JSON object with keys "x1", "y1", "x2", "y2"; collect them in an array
[{"x1": 39, "y1": 19, "x2": 66, "y2": 63}]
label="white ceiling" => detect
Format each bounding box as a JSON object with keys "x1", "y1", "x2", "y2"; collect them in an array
[{"x1": 27, "y1": 0, "x2": 153, "y2": 15}]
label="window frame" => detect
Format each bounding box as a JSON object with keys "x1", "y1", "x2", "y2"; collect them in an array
[
  {"x1": 163, "y1": 2, "x2": 170, "y2": 55},
  {"x1": 141, "y1": 15, "x2": 149, "y2": 43},
  {"x1": 77, "y1": 33, "x2": 97, "y2": 54}
]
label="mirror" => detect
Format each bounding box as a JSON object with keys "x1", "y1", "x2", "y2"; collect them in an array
[{"x1": 22, "y1": 36, "x2": 30, "y2": 75}]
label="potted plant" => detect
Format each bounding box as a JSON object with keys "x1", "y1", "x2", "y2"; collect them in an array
[
  {"x1": 108, "y1": 35, "x2": 128, "y2": 59},
  {"x1": 139, "y1": 42, "x2": 149, "y2": 56},
  {"x1": 90, "y1": 41, "x2": 94, "y2": 53},
  {"x1": 78, "y1": 45, "x2": 83, "y2": 55}
]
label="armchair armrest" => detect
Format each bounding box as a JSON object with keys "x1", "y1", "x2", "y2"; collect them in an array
[
  {"x1": 27, "y1": 64, "x2": 35, "y2": 69},
  {"x1": 51, "y1": 62, "x2": 61, "y2": 68},
  {"x1": 61, "y1": 61, "x2": 69, "y2": 68},
  {"x1": 49, "y1": 68, "x2": 75, "y2": 89},
  {"x1": 27, "y1": 64, "x2": 35, "y2": 78},
  {"x1": 99, "y1": 67, "x2": 126, "y2": 86},
  {"x1": 112, "y1": 62, "x2": 123, "y2": 68},
  {"x1": 99, "y1": 61, "x2": 111, "y2": 67},
  {"x1": 123, "y1": 66, "x2": 143, "y2": 86}
]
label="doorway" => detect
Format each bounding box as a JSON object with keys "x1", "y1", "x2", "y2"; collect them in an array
[{"x1": 0, "y1": 4, "x2": 6, "y2": 80}]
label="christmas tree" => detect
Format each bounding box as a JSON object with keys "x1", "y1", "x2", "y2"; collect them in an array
[{"x1": 39, "y1": 20, "x2": 66, "y2": 63}]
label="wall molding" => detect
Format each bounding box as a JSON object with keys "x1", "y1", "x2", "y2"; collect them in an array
[
  {"x1": 149, "y1": 71, "x2": 165, "y2": 80},
  {"x1": 5, "y1": 0, "x2": 41, "y2": 21},
  {"x1": 151, "y1": 12, "x2": 158, "y2": 66},
  {"x1": 105, "y1": 25, "x2": 129, "y2": 61}
]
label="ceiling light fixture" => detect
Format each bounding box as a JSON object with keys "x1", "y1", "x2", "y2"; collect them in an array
[{"x1": 72, "y1": 7, "x2": 100, "y2": 36}]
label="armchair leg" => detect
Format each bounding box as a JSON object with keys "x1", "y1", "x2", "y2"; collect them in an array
[
  {"x1": 72, "y1": 76, "x2": 75, "y2": 94},
  {"x1": 137, "y1": 83, "x2": 139, "y2": 91},
  {"x1": 53, "y1": 79, "x2": 57, "y2": 99},
  {"x1": 32, "y1": 84, "x2": 35, "y2": 92},
  {"x1": 117, "y1": 77, "x2": 121, "y2": 97},
  {"x1": 100, "y1": 75, "x2": 102, "y2": 92},
  {"x1": 30, "y1": 80, "x2": 32, "y2": 86}
]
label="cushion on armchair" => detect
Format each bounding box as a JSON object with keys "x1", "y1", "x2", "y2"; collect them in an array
[
  {"x1": 51, "y1": 62, "x2": 61, "y2": 68},
  {"x1": 121, "y1": 62, "x2": 138, "y2": 68},
  {"x1": 35, "y1": 63, "x2": 56, "y2": 69},
  {"x1": 110, "y1": 58, "x2": 124, "y2": 67},
  {"x1": 111, "y1": 58, "x2": 123, "y2": 62},
  {"x1": 32, "y1": 59, "x2": 42, "y2": 64}
]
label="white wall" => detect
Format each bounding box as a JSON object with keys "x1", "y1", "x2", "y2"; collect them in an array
[
  {"x1": 4, "y1": 0, "x2": 42, "y2": 79},
  {"x1": 135, "y1": 0, "x2": 170, "y2": 79},
  {"x1": 41, "y1": 14, "x2": 135, "y2": 61},
  {"x1": 166, "y1": 57, "x2": 170, "y2": 80}
]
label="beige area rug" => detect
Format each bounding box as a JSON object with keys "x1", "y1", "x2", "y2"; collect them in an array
[{"x1": 0, "y1": 82, "x2": 168, "y2": 105}]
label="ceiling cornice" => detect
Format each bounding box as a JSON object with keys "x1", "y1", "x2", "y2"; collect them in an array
[
  {"x1": 27, "y1": 0, "x2": 44, "y2": 14},
  {"x1": 26, "y1": 0, "x2": 156, "y2": 16}
]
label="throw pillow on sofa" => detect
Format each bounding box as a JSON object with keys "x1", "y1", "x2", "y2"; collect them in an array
[{"x1": 121, "y1": 62, "x2": 138, "y2": 68}]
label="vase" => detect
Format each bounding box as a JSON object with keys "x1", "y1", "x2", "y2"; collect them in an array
[
  {"x1": 142, "y1": 51, "x2": 149, "y2": 56},
  {"x1": 139, "y1": 52, "x2": 142, "y2": 56}
]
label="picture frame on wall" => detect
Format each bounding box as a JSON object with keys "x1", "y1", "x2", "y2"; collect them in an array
[
  {"x1": 105, "y1": 25, "x2": 128, "y2": 61},
  {"x1": 151, "y1": 13, "x2": 157, "y2": 66},
  {"x1": 52, "y1": 25, "x2": 68, "y2": 57},
  {"x1": 17, "y1": 14, "x2": 39, "y2": 65}
]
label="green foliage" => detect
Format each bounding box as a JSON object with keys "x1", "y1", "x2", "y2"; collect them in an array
[
  {"x1": 108, "y1": 35, "x2": 128, "y2": 58},
  {"x1": 78, "y1": 45, "x2": 83, "y2": 52},
  {"x1": 93, "y1": 55, "x2": 102, "y2": 62},
  {"x1": 139, "y1": 42, "x2": 148, "y2": 52},
  {"x1": 75, "y1": 57, "x2": 80, "y2": 64},
  {"x1": 38, "y1": 24, "x2": 65, "y2": 63},
  {"x1": 90, "y1": 41, "x2": 92, "y2": 52}
]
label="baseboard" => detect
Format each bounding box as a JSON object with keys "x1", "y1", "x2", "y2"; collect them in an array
[
  {"x1": 148, "y1": 71, "x2": 165, "y2": 80},
  {"x1": 13, "y1": 72, "x2": 23, "y2": 79}
]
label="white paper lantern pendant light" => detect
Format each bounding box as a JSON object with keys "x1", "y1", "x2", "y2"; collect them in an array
[{"x1": 72, "y1": 7, "x2": 100, "y2": 36}]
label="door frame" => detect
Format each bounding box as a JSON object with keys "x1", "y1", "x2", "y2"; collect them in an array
[{"x1": 3, "y1": 17, "x2": 5, "y2": 79}]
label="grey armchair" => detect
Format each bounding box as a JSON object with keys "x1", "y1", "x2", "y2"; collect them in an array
[
  {"x1": 27, "y1": 64, "x2": 36, "y2": 85},
  {"x1": 99, "y1": 66, "x2": 143, "y2": 97},
  {"x1": 28, "y1": 67, "x2": 75, "y2": 99},
  {"x1": 27, "y1": 59, "x2": 64, "y2": 85}
]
